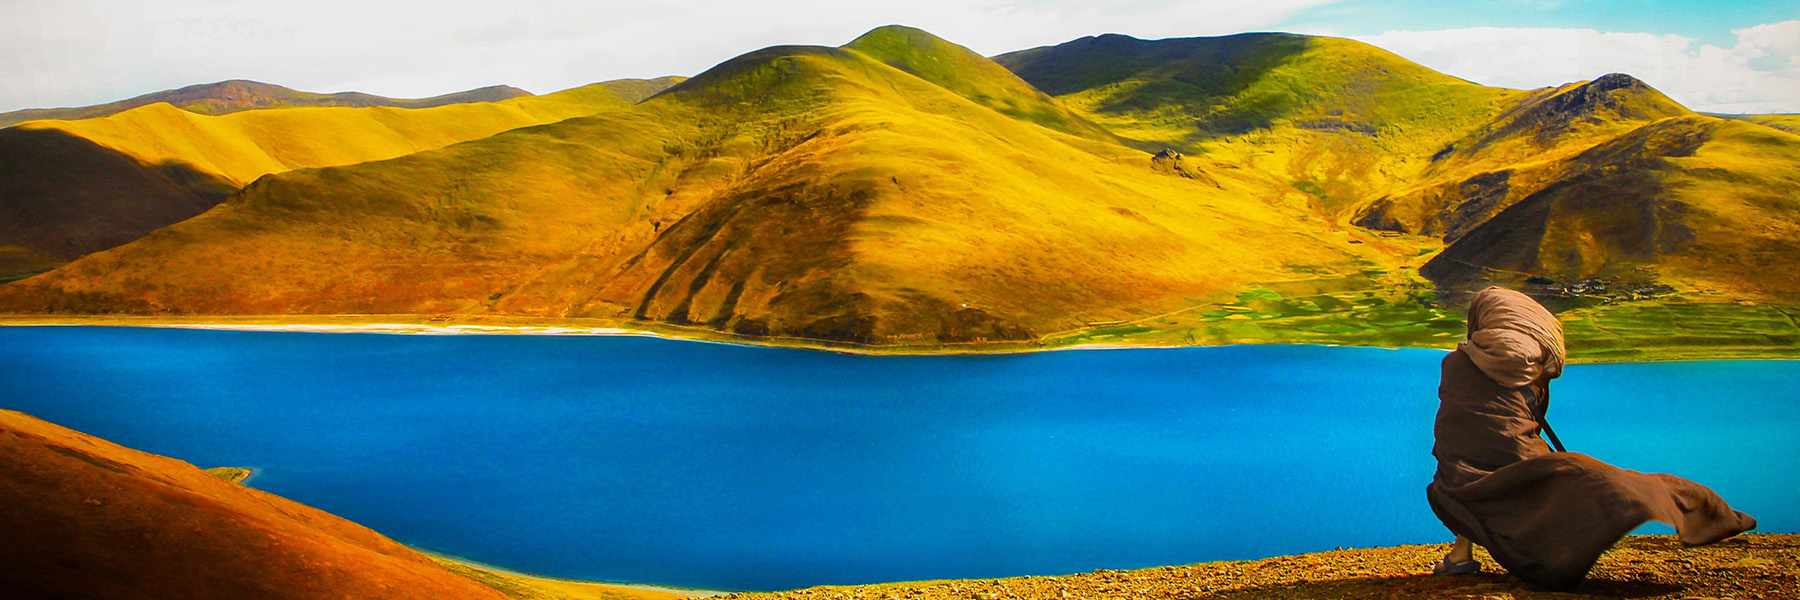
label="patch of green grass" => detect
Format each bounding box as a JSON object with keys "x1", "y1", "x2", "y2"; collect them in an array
[
  {"x1": 1562, "y1": 301, "x2": 1800, "y2": 361},
  {"x1": 203, "y1": 467, "x2": 254, "y2": 484},
  {"x1": 1041, "y1": 282, "x2": 1464, "y2": 351},
  {"x1": 844, "y1": 26, "x2": 1113, "y2": 140},
  {"x1": 1291, "y1": 180, "x2": 1328, "y2": 202},
  {"x1": 1043, "y1": 288, "x2": 1800, "y2": 361}
]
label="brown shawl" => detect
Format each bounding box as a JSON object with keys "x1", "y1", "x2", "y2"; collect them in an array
[{"x1": 1428, "y1": 288, "x2": 1755, "y2": 591}]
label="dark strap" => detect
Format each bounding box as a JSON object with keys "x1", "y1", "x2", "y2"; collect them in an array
[
  {"x1": 1526, "y1": 382, "x2": 1566, "y2": 452},
  {"x1": 1537, "y1": 412, "x2": 1566, "y2": 453}
]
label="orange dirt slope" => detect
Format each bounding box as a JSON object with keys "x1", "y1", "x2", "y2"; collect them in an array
[{"x1": 0, "y1": 408, "x2": 630, "y2": 600}]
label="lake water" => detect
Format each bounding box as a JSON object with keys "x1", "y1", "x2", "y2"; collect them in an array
[{"x1": 1, "y1": 326, "x2": 1794, "y2": 591}]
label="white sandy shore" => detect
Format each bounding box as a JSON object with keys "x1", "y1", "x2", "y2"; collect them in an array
[
  {"x1": 412, "y1": 547, "x2": 728, "y2": 597},
  {"x1": 3, "y1": 319, "x2": 1443, "y2": 357},
  {"x1": 150, "y1": 322, "x2": 662, "y2": 336},
  {"x1": 160, "y1": 322, "x2": 1210, "y2": 354}
]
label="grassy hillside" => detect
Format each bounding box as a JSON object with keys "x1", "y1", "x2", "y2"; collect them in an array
[
  {"x1": 995, "y1": 33, "x2": 1521, "y2": 216},
  {"x1": 600, "y1": 76, "x2": 701, "y2": 104},
  {"x1": 1332, "y1": 72, "x2": 1800, "y2": 311},
  {"x1": 994, "y1": 34, "x2": 1800, "y2": 359},
  {"x1": 0, "y1": 79, "x2": 533, "y2": 128},
  {"x1": 1352, "y1": 74, "x2": 1694, "y2": 240},
  {"x1": 16, "y1": 81, "x2": 664, "y2": 188},
  {"x1": 1424, "y1": 115, "x2": 1800, "y2": 296},
  {"x1": 0, "y1": 126, "x2": 231, "y2": 282},
  {"x1": 3, "y1": 27, "x2": 1796, "y2": 358},
  {"x1": 0, "y1": 78, "x2": 683, "y2": 279},
  {"x1": 0, "y1": 28, "x2": 1392, "y2": 346},
  {"x1": 1720, "y1": 113, "x2": 1800, "y2": 134},
  {"x1": 844, "y1": 25, "x2": 1117, "y2": 141},
  {"x1": 994, "y1": 33, "x2": 1508, "y2": 146}
]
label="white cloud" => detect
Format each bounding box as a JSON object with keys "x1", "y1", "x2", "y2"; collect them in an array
[
  {"x1": 1732, "y1": 20, "x2": 1800, "y2": 76},
  {"x1": 1355, "y1": 21, "x2": 1800, "y2": 114},
  {"x1": 12, "y1": 2, "x2": 1790, "y2": 115},
  {"x1": 0, "y1": 0, "x2": 1336, "y2": 112}
]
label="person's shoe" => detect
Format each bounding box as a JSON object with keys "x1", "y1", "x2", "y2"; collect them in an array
[{"x1": 1433, "y1": 556, "x2": 1480, "y2": 575}]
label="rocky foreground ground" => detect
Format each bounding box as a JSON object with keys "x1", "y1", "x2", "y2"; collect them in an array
[{"x1": 721, "y1": 534, "x2": 1795, "y2": 600}]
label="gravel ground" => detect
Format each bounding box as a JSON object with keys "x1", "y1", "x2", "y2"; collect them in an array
[{"x1": 721, "y1": 534, "x2": 1796, "y2": 600}]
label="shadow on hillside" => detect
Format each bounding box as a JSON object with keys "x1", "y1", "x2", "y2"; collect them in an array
[
  {"x1": 998, "y1": 32, "x2": 1313, "y2": 141},
  {"x1": 0, "y1": 127, "x2": 236, "y2": 265}
]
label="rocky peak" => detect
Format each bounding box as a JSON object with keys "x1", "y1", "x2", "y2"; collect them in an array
[{"x1": 1151, "y1": 148, "x2": 1196, "y2": 179}]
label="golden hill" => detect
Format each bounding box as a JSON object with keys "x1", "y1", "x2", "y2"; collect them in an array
[
  {"x1": 1726, "y1": 113, "x2": 1800, "y2": 134},
  {"x1": 0, "y1": 78, "x2": 683, "y2": 280},
  {"x1": 1422, "y1": 115, "x2": 1800, "y2": 296},
  {"x1": 21, "y1": 82, "x2": 648, "y2": 188},
  {"x1": 0, "y1": 79, "x2": 533, "y2": 128},
  {"x1": 0, "y1": 126, "x2": 231, "y2": 281},
  {"x1": 0, "y1": 27, "x2": 1385, "y2": 344},
  {"x1": 993, "y1": 32, "x2": 1515, "y2": 148},
  {"x1": 993, "y1": 32, "x2": 1522, "y2": 213},
  {"x1": 0, "y1": 409, "x2": 688, "y2": 600},
  {"x1": 1324, "y1": 71, "x2": 1800, "y2": 304},
  {"x1": 2, "y1": 27, "x2": 1797, "y2": 355},
  {"x1": 993, "y1": 32, "x2": 1800, "y2": 357},
  {"x1": 1351, "y1": 73, "x2": 1694, "y2": 241},
  {"x1": 845, "y1": 26, "x2": 1118, "y2": 142}
]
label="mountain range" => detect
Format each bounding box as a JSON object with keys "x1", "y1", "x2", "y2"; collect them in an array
[
  {"x1": 0, "y1": 80, "x2": 540, "y2": 128},
  {"x1": 2, "y1": 26, "x2": 1796, "y2": 357}
]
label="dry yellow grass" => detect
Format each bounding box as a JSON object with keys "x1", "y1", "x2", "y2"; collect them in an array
[
  {"x1": 0, "y1": 78, "x2": 685, "y2": 280},
  {"x1": 428, "y1": 556, "x2": 707, "y2": 600},
  {"x1": 15, "y1": 82, "x2": 645, "y2": 188}
]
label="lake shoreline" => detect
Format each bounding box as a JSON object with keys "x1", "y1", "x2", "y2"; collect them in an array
[
  {"x1": 3, "y1": 314, "x2": 1797, "y2": 363},
  {"x1": 6, "y1": 325, "x2": 1792, "y2": 592},
  {"x1": 413, "y1": 547, "x2": 730, "y2": 597},
  {"x1": 0, "y1": 314, "x2": 1396, "y2": 356}
]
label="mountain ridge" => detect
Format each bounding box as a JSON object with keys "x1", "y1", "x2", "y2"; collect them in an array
[
  {"x1": 1422, "y1": 115, "x2": 1800, "y2": 298},
  {"x1": 0, "y1": 79, "x2": 538, "y2": 128},
  {"x1": 1350, "y1": 72, "x2": 1695, "y2": 241},
  {"x1": 847, "y1": 25, "x2": 1118, "y2": 142}
]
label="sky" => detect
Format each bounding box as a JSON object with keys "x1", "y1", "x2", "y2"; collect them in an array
[{"x1": 3, "y1": 0, "x2": 1796, "y2": 114}]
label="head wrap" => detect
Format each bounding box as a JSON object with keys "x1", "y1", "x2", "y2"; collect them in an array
[{"x1": 1459, "y1": 286, "x2": 1566, "y2": 388}]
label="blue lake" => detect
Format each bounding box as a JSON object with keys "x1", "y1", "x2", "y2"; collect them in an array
[{"x1": 1, "y1": 326, "x2": 1795, "y2": 591}]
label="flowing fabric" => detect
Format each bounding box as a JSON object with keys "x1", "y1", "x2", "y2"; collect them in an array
[{"x1": 1427, "y1": 288, "x2": 1755, "y2": 591}]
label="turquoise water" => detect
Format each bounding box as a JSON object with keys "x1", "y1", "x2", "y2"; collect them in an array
[{"x1": 0, "y1": 326, "x2": 1793, "y2": 591}]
